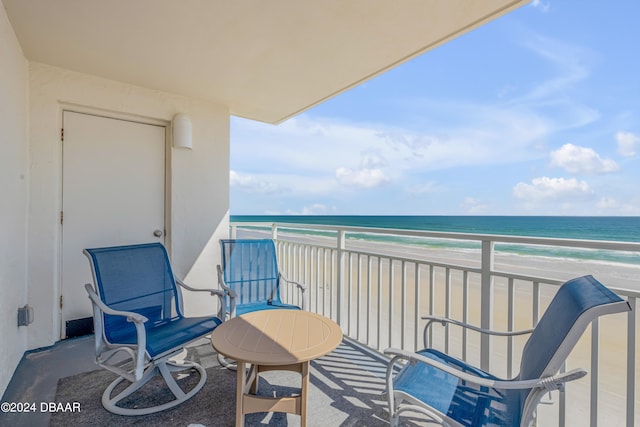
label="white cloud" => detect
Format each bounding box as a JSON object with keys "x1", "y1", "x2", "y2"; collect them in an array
[
  {"x1": 550, "y1": 143, "x2": 619, "y2": 174},
  {"x1": 361, "y1": 151, "x2": 387, "y2": 168},
  {"x1": 233, "y1": 102, "x2": 552, "y2": 178},
  {"x1": 497, "y1": 84, "x2": 517, "y2": 99},
  {"x1": 406, "y1": 181, "x2": 441, "y2": 195},
  {"x1": 596, "y1": 197, "x2": 640, "y2": 215},
  {"x1": 531, "y1": 0, "x2": 551, "y2": 12},
  {"x1": 229, "y1": 170, "x2": 279, "y2": 194},
  {"x1": 371, "y1": 103, "x2": 552, "y2": 169},
  {"x1": 300, "y1": 204, "x2": 331, "y2": 215},
  {"x1": 597, "y1": 197, "x2": 619, "y2": 209},
  {"x1": 279, "y1": 203, "x2": 333, "y2": 215},
  {"x1": 460, "y1": 197, "x2": 490, "y2": 213},
  {"x1": 335, "y1": 167, "x2": 390, "y2": 188},
  {"x1": 517, "y1": 35, "x2": 594, "y2": 113},
  {"x1": 513, "y1": 176, "x2": 593, "y2": 201},
  {"x1": 231, "y1": 109, "x2": 562, "y2": 213},
  {"x1": 616, "y1": 131, "x2": 640, "y2": 157}
]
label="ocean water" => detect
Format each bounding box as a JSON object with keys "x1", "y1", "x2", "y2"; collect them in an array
[{"x1": 231, "y1": 215, "x2": 640, "y2": 265}]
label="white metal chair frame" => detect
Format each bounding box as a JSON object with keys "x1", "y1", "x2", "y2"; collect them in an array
[
  {"x1": 85, "y1": 265, "x2": 225, "y2": 416},
  {"x1": 385, "y1": 276, "x2": 631, "y2": 427},
  {"x1": 216, "y1": 266, "x2": 307, "y2": 318}
]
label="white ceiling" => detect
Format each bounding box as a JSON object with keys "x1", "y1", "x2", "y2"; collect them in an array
[{"x1": 4, "y1": 0, "x2": 528, "y2": 124}]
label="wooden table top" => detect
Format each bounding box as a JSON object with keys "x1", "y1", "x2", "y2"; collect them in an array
[{"x1": 211, "y1": 310, "x2": 343, "y2": 366}]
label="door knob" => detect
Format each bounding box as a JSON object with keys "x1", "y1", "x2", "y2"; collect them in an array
[{"x1": 153, "y1": 229, "x2": 163, "y2": 237}]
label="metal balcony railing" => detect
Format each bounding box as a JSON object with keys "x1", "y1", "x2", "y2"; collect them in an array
[{"x1": 230, "y1": 221, "x2": 639, "y2": 427}]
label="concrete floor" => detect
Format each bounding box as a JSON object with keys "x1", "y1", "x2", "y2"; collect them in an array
[
  {"x1": 0, "y1": 335, "x2": 99, "y2": 427},
  {"x1": 0, "y1": 335, "x2": 396, "y2": 427}
]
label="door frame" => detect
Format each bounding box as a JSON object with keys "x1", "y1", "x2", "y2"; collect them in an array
[{"x1": 57, "y1": 104, "x2": 172, "y2": 339}]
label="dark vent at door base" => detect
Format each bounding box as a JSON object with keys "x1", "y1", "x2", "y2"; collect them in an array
[{"x1": 65, "y1": 317, "x2": 94, "y2": 339}]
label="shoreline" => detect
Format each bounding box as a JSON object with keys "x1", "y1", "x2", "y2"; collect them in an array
[{"x1": 238, "y1": 228, "x2": 640, "y2": 292}]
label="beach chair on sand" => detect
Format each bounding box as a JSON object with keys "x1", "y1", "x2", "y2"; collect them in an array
[
  {"x1": 84, "y1": 243, "x2": 225, "y2": 415},
  {"x1": 384, "y1": 275, "x2": 631, "y2": 427}
]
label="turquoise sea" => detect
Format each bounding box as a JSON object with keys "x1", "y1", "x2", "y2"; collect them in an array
[{"x1": 231, "y1": 215, "x2": 640, "y2": 266}]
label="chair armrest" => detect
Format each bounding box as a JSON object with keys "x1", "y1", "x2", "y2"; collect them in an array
[
  {"x1": 280, "y1": 274, "x2": 307, "y2": 291},
  {"x1": 217, "y1": 265, "x2": 237, "y2": 318},
  {"x1": 176, "y1": 277, "x2": 227, "y2": 320},
  {"x1": 384, "y1": 347, "x2": 586, "y2": 392},
  {"x1": 176, "y1": 277, "x2": 225, "y2": 298},
  {"x1": 215, "y1": 265, "x2": 238, "y2": 298},
  {"x1": 422, "y1": 315, "x2": 534, "y2": 336},
  {"x1": 84, "y1": 283, "x2": 148, "y2": 380},
  {"x1": 84, "y1": 283, "x2": 148, "y2": 324},
  {"x1": 280, "y1": 274, "x2": 307, "y2": 310},
  {"x1": 422, "y1": 315, "x2": 533, "y2": 347}
]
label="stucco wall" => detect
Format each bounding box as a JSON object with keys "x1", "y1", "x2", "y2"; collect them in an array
[
  {"x1": 27, "y1": 63, "x2": 230, "y2": 349},
  {"x1": 0, "y1": 2, "x2": 29, "y2": 396}
]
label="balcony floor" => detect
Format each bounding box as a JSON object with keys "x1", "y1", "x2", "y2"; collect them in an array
[{"x1": 1, "y1": 335, "x2": 402, "y2": 426}]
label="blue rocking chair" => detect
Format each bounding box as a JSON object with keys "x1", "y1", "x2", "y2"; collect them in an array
[
  {"x1": 385, "y1": 275, "x2": 631, "y2": 427},
  {"x1": 84, "y1": 243, "x2": 225, "y2": 415}
]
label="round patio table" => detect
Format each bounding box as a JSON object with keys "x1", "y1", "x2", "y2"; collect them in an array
[{"x1": 211, "y1": 309, "x2": 343, "y2": 427}]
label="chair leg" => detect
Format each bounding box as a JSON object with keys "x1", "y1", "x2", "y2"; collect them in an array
[
  {"x1": 389, "y1": 405, "x2": 400, "y2": 427},
  {"x1": 101, "y1": 359, "x2": 207, "y2": 415},
  {"x1": 217, "y1": 353, "x2": 238, "y2": 371}
]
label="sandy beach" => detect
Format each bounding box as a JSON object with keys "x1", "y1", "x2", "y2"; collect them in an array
[{"x1": 237, "y1": 228, "x2": 639, "y2": 426}]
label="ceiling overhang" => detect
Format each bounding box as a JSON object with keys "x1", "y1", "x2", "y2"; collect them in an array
[{"x1": 4, "y1": 0, "x2": 529, "y2": 123}]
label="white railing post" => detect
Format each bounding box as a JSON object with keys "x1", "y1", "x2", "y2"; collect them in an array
[
  {"x1": 230, "y1": 223, "x2": 237, "y2": 239},
  {"x1": 590, "y1": 318, "x2": 600, "y2": 427},
  {"x1": 480, "y1": 239, "x2": 494, "y2": 372},
  {"x1": 626, "y1": 297, "x2": 636, "y2": 427},
  {"x1": 336, "y1": 229, "x2": 346, "y2": 327},
  {"x1": 271, "y1": 223, "x2": 278, "y2": 240}
]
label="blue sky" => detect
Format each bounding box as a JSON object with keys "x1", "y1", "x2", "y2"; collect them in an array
[{"x1": 230, "y1": 1, "x2": 640, "y2": 216}]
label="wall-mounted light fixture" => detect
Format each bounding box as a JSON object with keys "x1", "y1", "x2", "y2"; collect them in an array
[{"x1": 172, "y1": 113, "x2": 192, "y2": 149}]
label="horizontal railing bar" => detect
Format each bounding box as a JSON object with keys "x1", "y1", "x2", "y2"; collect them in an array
[
  {"x1": 277, "y1": 245, "x2": 640, "y2": 301},
  {"x1": 245, "y1": 224, "x2": 640, "y2": 299},
  {"x1": 274, "y1": 240, "x2": 586, "y2": 296},
  {"x1": 490, "y1": 270, "x2": 564, "y2": 286},
  {"x1": 234, "y1": 221, "x2": 640, "y2": 252},
  {"x1": 279, "y1": 243, "x2": 482, "y2": 273}
]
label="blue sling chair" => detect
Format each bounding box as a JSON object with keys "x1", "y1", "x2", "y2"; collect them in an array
[
  {"x1": 216, "y1": 238, "x2": 307, "y2": 367},
  {"x1": 84, "y1": 243, "x2": 225, "y2": 415},
  {"x1": 217, "y1": 239, "x2": 307, "y2": 317},
  {"x1": 385, "y1": 275, "x2": 631, "y2": 427}
]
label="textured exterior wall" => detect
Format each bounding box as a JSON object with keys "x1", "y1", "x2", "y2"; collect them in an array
[{"x1": 0, "y1": 0, "x2": 29, "y2": 396}]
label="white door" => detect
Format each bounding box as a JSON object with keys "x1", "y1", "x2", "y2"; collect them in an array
[{"x1": 61, "y1": 111, "x2": 166, "y2": 338}]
